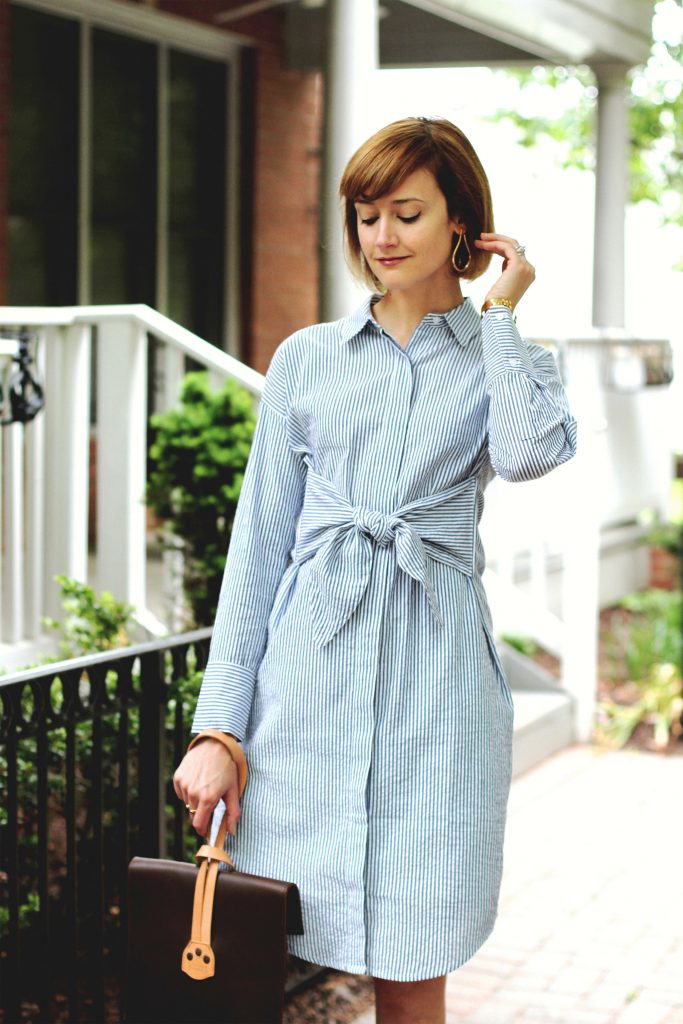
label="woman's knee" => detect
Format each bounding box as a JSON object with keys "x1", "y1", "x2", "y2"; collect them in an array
[{"x1": 373, "y1": 974, "x2": 446, "y2": 1023}]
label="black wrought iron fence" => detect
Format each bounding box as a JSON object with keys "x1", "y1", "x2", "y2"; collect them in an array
[{"x1": 0, "y1": 631, "x2": 322, "y2": 1023}]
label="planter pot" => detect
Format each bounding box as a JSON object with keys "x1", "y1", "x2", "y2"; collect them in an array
[{"x1": 649, "y1": 545, "x2": 680, "y2": 590}]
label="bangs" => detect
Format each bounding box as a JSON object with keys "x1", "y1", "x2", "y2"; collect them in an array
[{"x1": 341, "y1": 135, "x2": 437, "y2": 204}]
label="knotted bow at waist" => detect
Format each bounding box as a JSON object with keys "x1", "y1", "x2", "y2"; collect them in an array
[{"x1": 293, "y1": 470, "x2": 479, "y2": 647}]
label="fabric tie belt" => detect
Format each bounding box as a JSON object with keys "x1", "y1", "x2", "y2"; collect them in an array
[{"x1": 292, "y1": 470, "x2": 479, "y2": 647}]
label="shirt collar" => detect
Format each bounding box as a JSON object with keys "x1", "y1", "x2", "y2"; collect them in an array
[
  {"x1": 336, "y1": 296, "x2": 378, "y2": 344},
  {"x1": 442, "y1": 296, "x2": 481, "y2": 347},
  {"x1": 338, "y1": 294, "x2": 481, "y2": 348}
]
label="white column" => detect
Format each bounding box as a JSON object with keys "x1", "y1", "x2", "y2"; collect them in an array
[
  {"x1": 560, "y1": 373, "x2": 607, "y2": 741},
  {"x1": 321, "y1": 0, "x2": 379, "y2": 322},
  {"x1": 591, "y1": 62, "x2": 630, "y2": 329},
  {"x1": 24, "y1": 332, "x2": 47, "y2": 638},
  {"x1": 43, "y1": 324, "x2": 92, "y2": 620},
  {"x1": 2, "y1": 423, "x2": 25, "y2": 643},
  {"x1": 96, "y1": 319, "x2": 148, "y2": 611}
]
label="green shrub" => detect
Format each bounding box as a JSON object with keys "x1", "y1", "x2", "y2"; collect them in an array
[
  {"x1": 598, "y1": 662, "x2": 683, "y2": 751},
  {"x1": 43, "y1": 574, "x2": 134, "y2": 658},
  {"x1": 500, "y1": 633, "x2": 540, "y2": 657},
  {"x1": 146, "y1": 372, "x2": 256, "y2": 626},
  {"x1": 617, "y1": 588, "x2": 681, "y2": 680},
  {"x1": 645, "y1": 521, "x2": 682, "y2": 556}
]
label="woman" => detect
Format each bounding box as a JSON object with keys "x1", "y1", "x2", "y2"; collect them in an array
[{"x1": 174, "y1": 117, "x2": 577, "y2": 1024}]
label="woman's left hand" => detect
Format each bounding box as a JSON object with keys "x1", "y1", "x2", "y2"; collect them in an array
[{"x1": 474, "y1": 232, "x2": 535, "y2": 310}]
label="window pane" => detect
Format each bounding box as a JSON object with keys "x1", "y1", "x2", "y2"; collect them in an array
[
  {"x1": 8, "y1": 5, "x2": 79, "y2": 304},
  {"x1": 91, "y1": 29, "x2": 157, "y2": 305},
  {"x1": 168, "y1": 51, "x2": 227, "y2": 344}
]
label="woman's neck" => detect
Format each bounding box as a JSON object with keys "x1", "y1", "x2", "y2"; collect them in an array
[{"x1": 373, "y1": 281, "x2": 465, "y2": 348}]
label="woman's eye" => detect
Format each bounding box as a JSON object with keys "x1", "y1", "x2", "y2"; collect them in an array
[{"x1": 359, "y1": 212, "x2": 419, "y2": 225}]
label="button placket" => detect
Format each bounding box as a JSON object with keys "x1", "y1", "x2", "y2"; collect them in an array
[{"x1": 385, "y1": 353, "x2": 415, "y2": 502}]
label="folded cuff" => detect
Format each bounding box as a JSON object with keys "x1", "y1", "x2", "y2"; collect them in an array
[
  {"x1": 481, "y1": 307, "x2": 536, "y2": 380},
  {"x1": 190, "y1": 661, "x2": 257, "y2": 742}
]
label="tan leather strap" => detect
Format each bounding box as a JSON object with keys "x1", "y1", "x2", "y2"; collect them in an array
[
  {"x1": 181, "y1": 736, "x2": 246, "y2": 980},
  {"x1": 196, "y1": 844, "x2": 235, "y2": 868},
  {"x1": 186, "y1": 729, "x2": 248, "y2": 798},
  {"x1": 190, "y1": 861, "x2": 211, "y2": 942},
  {"x1": 181, "y1": 809, "x2": 233, "y2": 980}
]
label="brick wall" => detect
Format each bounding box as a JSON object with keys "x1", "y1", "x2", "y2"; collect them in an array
[
  {"x1": 0, "y1": 0, "x2": 9, "y2": 305},
  {"x1": 249, "y1": 43, "x2": 322, "y2": 373},
  {"x1": 156, "y1": 0, "x2": 323, "y2": 373}
]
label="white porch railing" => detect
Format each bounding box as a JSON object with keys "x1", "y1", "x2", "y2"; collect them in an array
[
  {"x1": 3, "y1": 306, "x2": 670, "y2": 742},
  {"x1": 0, "y1": 305, "x2": 263, "y2": 662}
]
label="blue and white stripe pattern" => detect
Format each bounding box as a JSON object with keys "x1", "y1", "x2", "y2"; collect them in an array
[{"x1": 192, "y1": 296, "x2": 577, "y2": 981}]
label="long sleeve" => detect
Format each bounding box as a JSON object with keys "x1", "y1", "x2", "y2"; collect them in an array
[
  {"x1": 191, "y1": 343, "x2": 306, "y2": 740},
  {"x1": 482, "y1": 307, "x2": 577, "y2": 482}
]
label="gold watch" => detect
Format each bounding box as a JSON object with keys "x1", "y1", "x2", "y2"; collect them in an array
[{"x1": 481, "y1": 297, "x2": 514, "y2": 315}]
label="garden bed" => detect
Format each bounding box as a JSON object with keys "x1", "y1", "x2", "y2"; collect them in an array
[
  {"x1": 509, "y1": 588, "x2": 683, "y2": 755},
  {"x1": 596, "y1": 594, "x2": 683, "y2": 754}
]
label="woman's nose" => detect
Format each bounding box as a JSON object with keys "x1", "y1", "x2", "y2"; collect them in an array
[{"x1": 376, "y1": 217, "x2": 398, "y2": 247}]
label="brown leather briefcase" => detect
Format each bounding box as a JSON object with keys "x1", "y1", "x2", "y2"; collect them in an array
[{"x1": 125, "y1": 811, "x2": 303, "y2": 1024}]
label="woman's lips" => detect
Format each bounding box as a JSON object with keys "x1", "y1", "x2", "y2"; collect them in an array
[{"x1": 376, "y1": 257, "x2": 408, "y2": 267}]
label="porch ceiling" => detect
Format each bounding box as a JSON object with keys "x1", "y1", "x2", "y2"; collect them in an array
[{"x1": 285, "y1": 0, "x2": 654, "y2": 69}]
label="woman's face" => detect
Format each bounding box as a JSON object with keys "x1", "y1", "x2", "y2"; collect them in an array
[{"x1": 354, "y1": 167, "x2": 462, "y2": 294}]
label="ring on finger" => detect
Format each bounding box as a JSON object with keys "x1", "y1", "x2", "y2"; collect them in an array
[{"x1": 514, "y1": 244, "x2": 526, "y2": 256}]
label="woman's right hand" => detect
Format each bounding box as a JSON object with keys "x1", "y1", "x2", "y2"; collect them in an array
[{"x1": 172, "y1": 738, "x2": 241, "y2": 839}]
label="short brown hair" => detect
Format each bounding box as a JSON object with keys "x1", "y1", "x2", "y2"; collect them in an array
[{"x1": 339, "y1": 117, "x2": 494, "y2": 287}]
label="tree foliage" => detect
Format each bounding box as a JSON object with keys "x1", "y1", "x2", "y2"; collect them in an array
[{"x1": 489, "y1": 0, "x2": 683, "y2": 232}]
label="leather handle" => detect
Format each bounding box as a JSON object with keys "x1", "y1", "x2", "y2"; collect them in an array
[
  {"x1": 181, "y1": 809, "x2": 234, "y2": 981},
  {"x1": 180, "y1": 731, "x2": 247, "y2": 979}
]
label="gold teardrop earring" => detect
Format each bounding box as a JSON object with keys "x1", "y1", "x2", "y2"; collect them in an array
[{"x1": 451, "y1": 232, "x2": 472, "y2": 274}]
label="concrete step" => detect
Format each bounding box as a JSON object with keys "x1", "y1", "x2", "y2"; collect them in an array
[
  {"x1": 501, "y1": 641, "x2": 576, "y2": 778},
  {"x1": 512, "y1": 687, "x2": 575, "y2": 778}
]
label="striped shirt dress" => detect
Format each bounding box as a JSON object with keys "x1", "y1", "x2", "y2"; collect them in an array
[{"x1": 191, "y1": 295, "x2": 577, "y2": 981}]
